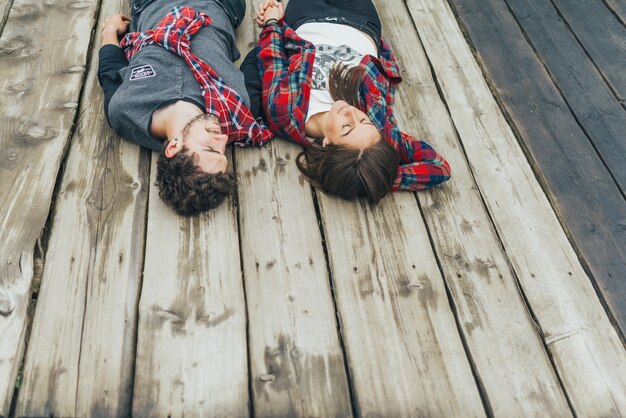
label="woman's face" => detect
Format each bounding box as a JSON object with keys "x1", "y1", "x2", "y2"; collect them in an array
[{"x1": 323, "y1": 100, "x2": 381, "y2": 149}]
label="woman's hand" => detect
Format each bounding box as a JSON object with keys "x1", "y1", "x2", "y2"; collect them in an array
[
  {"x1": 101, "y1": 14, "x2": 130, "y2": 46},
  {"x1": 256, "y1": 0, "x2": 284, "y2": 28}
]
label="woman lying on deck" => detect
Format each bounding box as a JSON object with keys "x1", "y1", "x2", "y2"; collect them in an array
[{"x1": 241, "y1": 0, "x2": 451, "y2": 203}]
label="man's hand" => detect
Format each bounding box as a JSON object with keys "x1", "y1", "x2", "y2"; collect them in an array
[
  {"x1": 256, "y1": 0, "x2": 284, "y2": 28},
  {"x1": 101, "y1": 14, "x2": 130, "y2": 46}
]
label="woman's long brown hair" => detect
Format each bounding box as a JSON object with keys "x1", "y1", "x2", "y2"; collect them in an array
[{"x1": 296, "y1": 64, "x2": 399, "y2": 203}]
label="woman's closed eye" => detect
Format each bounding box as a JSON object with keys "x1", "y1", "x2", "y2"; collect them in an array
[
  {"x1": 342, "y1": 119, "x2": 374, "y2": 136},
  {"x1": 205, "y1": 146, "x2": 221, "y2": 154}
]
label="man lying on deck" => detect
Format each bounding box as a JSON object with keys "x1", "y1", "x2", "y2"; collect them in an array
[{"x1": 98, "y1": 0, "x2": 273, "y2": 216}]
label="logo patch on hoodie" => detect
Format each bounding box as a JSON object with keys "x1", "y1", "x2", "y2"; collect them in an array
[{"x1": 130, "y1": 65, "x2": 156, "y2": 81}]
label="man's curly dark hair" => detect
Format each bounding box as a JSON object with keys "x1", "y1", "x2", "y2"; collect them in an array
[{"x1": 156, "y1": 143, "x2": 237, "y2": 216}]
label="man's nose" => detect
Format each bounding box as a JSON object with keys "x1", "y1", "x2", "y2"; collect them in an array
[{"x1": 213, "y1": 134, "x2": 228, "y2": 153}]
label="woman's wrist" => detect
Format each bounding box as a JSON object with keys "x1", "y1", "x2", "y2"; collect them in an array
[{"x1": 263, "y1": 18, "x2": 279, "y2": 27}]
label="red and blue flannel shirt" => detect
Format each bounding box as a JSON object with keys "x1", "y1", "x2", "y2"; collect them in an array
[
  {"x1": 258, "y1": 21, "x2": 451, "y2": 191},
  {"x1": 121, "y1": 7, "x2": 273, "y2": 146}
]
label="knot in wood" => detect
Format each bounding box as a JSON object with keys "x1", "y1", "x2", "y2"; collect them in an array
[
  {"x1": 266, "y1": 347, "x2": 281, "y2": 356},
  {"x1": 290, "y1": 347, "x2": 302, "y2": 358},
  {"x1": 0, "y1": 290, "x2": 14, "y2": 316},
  {"x1": 259, "y1": 374, "x2": 275, "y2": 382}
]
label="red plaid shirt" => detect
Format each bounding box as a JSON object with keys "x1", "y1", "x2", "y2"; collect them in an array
[
  {"x1": 258, "y1": 21, "x2": 451, "y2": 191},
  {"x1": 121, "y1": 7, "x2": 273, "y2": 146}
]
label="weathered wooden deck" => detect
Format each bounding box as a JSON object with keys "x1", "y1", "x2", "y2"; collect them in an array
[{"x1": 1, "y1": 0, "x2": 625, "y2": 416}]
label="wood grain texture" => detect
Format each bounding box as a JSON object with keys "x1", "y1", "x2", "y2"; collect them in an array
[
  {"x1": 550, "y1": 0, "x2": 626, "y2": 102},
  {"x1": 452, "y1": 0, "x2": 626, "y2": 325},
  {"x1": 372, "y1": 0, "x2": 573, "y2": 415},
  {"x1": 234, "y1": 4, "x2": 352, "y2": 416},
  {"x1": 131, "y1": 157, "x2": 248, "y2": 418},
  {"x1": 13, "y1": 0, "x2": 148, "y2": 416},
  {"x1": 236, "y1": 142, "x2": 352, "y2": 418},
  {"x1": 410, "y1": 0, "x2": 626, "y2": 415},
  {"x1": 317, "y1": 193, "x2": 486, "y2": 417},
  {"x1": 449, "y1": 0, "x2": 626, "y2": 337},
  {"x1": 502, "y1": 0, "x2": 626, "y2": 194},
  {"x1": 0, "y1": 0, "x2": 98, "y2": 414}
]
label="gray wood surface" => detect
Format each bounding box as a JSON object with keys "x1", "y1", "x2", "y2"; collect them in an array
[
  {"x1": 1, "y1": 0, "x2": 623, "y2": 415},
  {"x1": 0, "y1": 0, "x2": 11, "y2": 34},
  {"x1": 551, "y1": 0, "x2": 626, "y2": 103},
  {"x1": 131, "y1": 157, "x2": 249, "y2": 418},
  {"x1": 236, "y1": 142, "x2": 352, "y2": 418},
  {"x1": 378, "y1": 0, "x2": 574, "y2": 415},
  {"x1": 412, "y1": 0, "x2": 626, "y2": 415},
  {"x1": 450, "y1": 0, "x2": 626, "y2": 341},
  {"x1": 502, "y1": 0, "x2": 626, "y2": 194},
  {"x1": 14, "y1": 0, "x2": 148, "y2": 416},
  {"x1": 318, "y1": 193, "x2": 486, "y2": 417},
  {"x1": 234, "y1": 5, "x2": 352, "y2": 416},
  {"x1": 604, "y1": 0, "x2": 626, "y2": 25},
  {"x1": 0, "y1": 0, "x2": 98, "y2": 414}
]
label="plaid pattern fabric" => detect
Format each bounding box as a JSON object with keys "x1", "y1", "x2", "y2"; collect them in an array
[
  {"x1": 258, "y1": 21, "x2": 451, "y2": 191},
  {"x1": 121, "y1": 7, "x2": 273, "y2": 146}
]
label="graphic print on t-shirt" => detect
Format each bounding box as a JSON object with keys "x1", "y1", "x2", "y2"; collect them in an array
[
  {"x1": 129, "y1": 64, "x2": 156, "y2": 81},
  {"x1": 311, "y1": 44, "x2": 363, "y2": 90}
]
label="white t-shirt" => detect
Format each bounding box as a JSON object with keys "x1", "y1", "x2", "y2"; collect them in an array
[{"x1": 295, "y1": 23, "x2": 378, "y2": 121}]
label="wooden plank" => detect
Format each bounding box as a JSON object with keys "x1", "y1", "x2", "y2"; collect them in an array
[
  {"x1": 317, "y1": 0, "x2": 571, "y2": 415},
  {"x1": 408, "y1": 0, "x2": 626, "y2": 415},
  {"x1": 501, "y1": 0, "x2": 626, "y2": 194},
  {"x1": 550, "y1": 0, "x2": 626, "y2": 102},
  {"x1": 0, "y1": 0, "x2": 98, "y2": 414},
  {"x1": 449, "y1": 0, "x2": 626, "y2": 339},
  {"x1": 234, "y1": 4, "x2": 352, "y2": 416},
  {"x1": 131, "y1": 156, "x2": 248, "y2": 417},
  {"x1": 604, "y1": 0, "x2": 626, "y2": 26},
  {"x1": 235, "y1": 142, "x2": 352, "y2": 418},
  {"x1": 317, "y1": 194, "x2": 488, "y2": 417},
  {"x1": 13, "y1": 0, "x2": 148, "y2": 416}
]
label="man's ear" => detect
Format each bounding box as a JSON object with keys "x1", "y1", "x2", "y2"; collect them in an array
[{"x1": 164, "y1": 138, "x2": 181, "y2": 158}]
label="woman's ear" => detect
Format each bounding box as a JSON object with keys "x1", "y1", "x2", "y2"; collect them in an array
[
  {"x1": 322, "y1": 137, "x2": 330, "y2": 147},
  {"x1": 164, "y1": 138, "x2": 181, "y2": 158}
]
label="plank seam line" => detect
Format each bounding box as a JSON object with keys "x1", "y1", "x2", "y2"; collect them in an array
[
  {"x1": 0, "y1": 0, "x2": 15, "y2": 38},
  {"x1": 406, "y1": 0, "x2": 577, "y2": 414},
  {"x1": 411, "y1": 196, "x2": 494, "y2": 418},
  {"x1": 548, "y1": 0, "x2": 625, "y2": 103},
  {"x1": 443, "y1": 0, "x2": 626, "y2": 347},
  {"x1": 126, "y1": 148, "x2": 151, "y2": 418},
  {"x1": 600, "y1": 0, "x2": 626, "y2": 28},
  {"x1": 310, "y1": 187, "x2": 359, "y2": 418},
  {"x1": 501, "y1": 0, "x2": 626, "y2": 201},
  {"x1": 232, "y1": 145, "x2": 255, "y2": 418},
  {"x1": 7, "y1": 224, "x2": 48, "y2": 418},
  {"x1": 71, "y1": 0, "x2": 107, "y2": 411}
]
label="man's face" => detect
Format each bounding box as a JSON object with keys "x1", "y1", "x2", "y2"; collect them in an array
[
  {"x1": 166, "y1": 114, "x2": 229, "y2": 173},
  {"x1": 322, "y1": 100, "x2": 380, "y2": 149}
]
